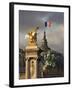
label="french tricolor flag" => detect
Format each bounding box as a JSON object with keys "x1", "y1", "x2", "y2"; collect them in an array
[{"x1": 45, "y1": 21, "x2": 52, "y2": 28}]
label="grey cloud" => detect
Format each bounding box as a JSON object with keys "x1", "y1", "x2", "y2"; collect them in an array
[
  {"x1": 19, "y1": 10, "x2": 64, "y2": 31},
  {"x1": 19, "y1": 10, "x2": 64, "y2": 54}
]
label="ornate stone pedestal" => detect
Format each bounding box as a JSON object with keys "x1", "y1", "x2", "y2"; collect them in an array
[{"x1": 25, "y1": 45, "x2": 38, "y2": 79}]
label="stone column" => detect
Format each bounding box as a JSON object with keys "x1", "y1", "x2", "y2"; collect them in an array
[
  {"x1": 30, "y1": 58, "x2": 37, "y2": 79},
  {"x1": 25, "y1": 58, "x2": 28, "y2": 79}
]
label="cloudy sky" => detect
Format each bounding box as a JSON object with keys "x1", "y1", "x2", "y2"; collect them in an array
[{"x1": 19, "y1": 10, "x2": 64, "y2": 54}]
